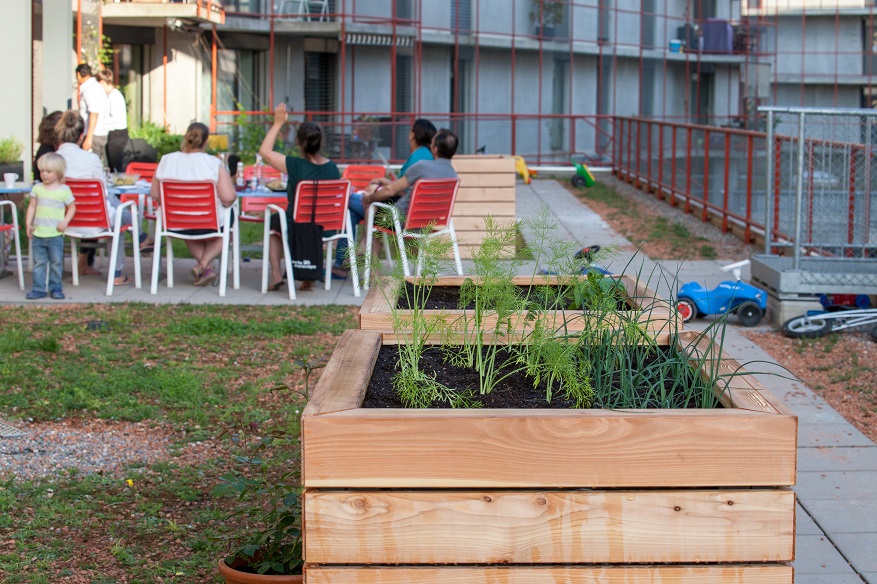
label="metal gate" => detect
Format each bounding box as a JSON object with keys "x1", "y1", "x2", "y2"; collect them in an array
[{"x1": 753, "y1": 106, "x2": 877, "y2": 297}]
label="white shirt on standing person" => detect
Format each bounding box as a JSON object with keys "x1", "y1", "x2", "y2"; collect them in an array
[
  {"x1": 78, "y1": 76, "x2": 109, "y2": 138},
  {"x1": 105, "y1": 88, "x2": 127, "y2": 132}
]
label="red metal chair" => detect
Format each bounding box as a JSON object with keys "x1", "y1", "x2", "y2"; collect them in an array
[
  {"x1": 0, "y1": 200, "x2": 24, "y2": 290},
  {"x1": 150, "y1": 180, "x2": 238, "y2": 297},
  {"x1": 292, "y1": 179, "x2": 360, "y2": 297},
  {"x1": 238, "y1": 195, "x2": 295, "y2": 299},
  {"x1": 364, "y1": 178, "x2": 463, "y2": 290},
  {"x1": 124, "y1": 162, "x2": 158, "y2": 183},
  {"x1": 341, "y1": 164, "x2": 387, "y2": 191},
  {"x1": 65, "y1": 179, "x2": 142, "y2": 296}
]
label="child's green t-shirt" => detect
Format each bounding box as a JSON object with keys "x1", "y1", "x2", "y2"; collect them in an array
[{"x1": 32, "y1": 184, "x2": 75, "y2": 238}]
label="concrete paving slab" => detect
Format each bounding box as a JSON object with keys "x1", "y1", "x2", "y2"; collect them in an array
[
  {"x1": 832, "y1": 533, "x2": 877, "y2": 574},
  {"x1": 795, "y1": 574, "x2": 868, "y2": 584},
  {"x1": 797, "y1": 446, "x2": 877, "y2": 473},
  {"x1": 794, "y1": 534, "x2": 861, "y2": 575},
  {"x1": 862, "y1": 573, "x2": 877, "y2": 583},
  {"x1": 795, "y1": 471, "x2": 877, "y2": 500},
  {"x1": 797, "y1": 503, "x2": 824, "y2": 535},
  {"x1": 798, "y1": 422, "x2": 876, "y2": 448},
  {"x1": 790, "y1": 403, "x2": 857, "y2": 425},
  {"x1": 803, "y1": 498, "x2": 877, "y2": 533}
]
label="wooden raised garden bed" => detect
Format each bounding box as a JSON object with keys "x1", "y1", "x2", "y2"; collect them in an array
[
  {"x1": 300, "y1": 329, "x2": 797, "y2": 583},
  {"x1": 360, "y1": 274, "x2": 681, "y2": 344}
]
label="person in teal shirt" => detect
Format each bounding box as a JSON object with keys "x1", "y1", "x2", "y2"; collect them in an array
[{"x1": 333, "y1": 119, "x2": 436, "y2": 277}]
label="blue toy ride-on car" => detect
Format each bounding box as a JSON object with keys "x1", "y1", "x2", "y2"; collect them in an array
[{"x1": 676, "y1": 260, "x2": 768, "y2": 327}]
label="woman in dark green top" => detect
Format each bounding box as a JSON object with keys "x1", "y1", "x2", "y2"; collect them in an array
[{"x1": 259, "y1": 103, "x2": 340, "y2": 291}]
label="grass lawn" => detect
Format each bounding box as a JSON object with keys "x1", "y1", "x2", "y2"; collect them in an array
[{"x1": 0, "y1": 304, "x2": 358, "y2": 583}]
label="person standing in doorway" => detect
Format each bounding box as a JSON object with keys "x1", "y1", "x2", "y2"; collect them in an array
[
  {"x1": 98, "y1": 69, "x2": 129, "y2": 173},
  {"x1": 75, "y1": 64, "x2": 110, "y2": 166}
]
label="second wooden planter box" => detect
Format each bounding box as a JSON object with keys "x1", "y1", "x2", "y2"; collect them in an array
[
  {"x1": 301, "y1": 329, "x2": 797, "y2": 583},
  {"x1": 360, "y1": 274, "x2": 681, "y2": 343}
]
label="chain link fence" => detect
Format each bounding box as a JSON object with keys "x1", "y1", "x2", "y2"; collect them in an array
[{"x1": 762, "y1": 107, "x2": 877, "y2": 267}]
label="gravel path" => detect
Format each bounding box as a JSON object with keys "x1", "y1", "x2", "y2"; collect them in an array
[{"x1": 0, "y1": 418, "x2": 182, "y2": 482}]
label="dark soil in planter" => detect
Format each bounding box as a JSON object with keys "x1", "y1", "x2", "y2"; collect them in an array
[
  {"x1": 363, "y1": 345, "x2": 719, "y2": 410},
  {"x1": 396, "y1": 283, "x2": 631, "y2": 311}
]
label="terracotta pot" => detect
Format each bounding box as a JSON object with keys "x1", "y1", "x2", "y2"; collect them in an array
[{"x1": 217, "y1": 559, "x2": 303, "y2": 584}]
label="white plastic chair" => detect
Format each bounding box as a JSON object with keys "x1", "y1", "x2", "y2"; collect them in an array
[
  {"x1": 238, "y1": 195, "x2": 295, "y2": 300},
  {"x1": 0, "y1": 200, "x2": 24, "y2": 290}
]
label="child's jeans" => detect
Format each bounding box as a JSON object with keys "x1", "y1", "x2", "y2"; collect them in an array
[{"x1": 31, "y1": 235, "x2": 64, "y2": 294}]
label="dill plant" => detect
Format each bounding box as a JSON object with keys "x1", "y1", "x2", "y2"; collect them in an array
[
  {"x1": 377, "y1": 219, "x2": 478, "y2": 408},
  {"x1": 378, "y1": 203, "x2": 733, "y2": 411}
]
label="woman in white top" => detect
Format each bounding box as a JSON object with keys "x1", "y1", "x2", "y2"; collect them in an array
[
  {"x1": 98, "y1": 69, "x2": 129, "y2": 173},
  {"x1": 54, "y1": 110, "x2": 132, "y2": 286},
  {"x1": 150, "y1": 122, "x2": 236, "y2": 287}
]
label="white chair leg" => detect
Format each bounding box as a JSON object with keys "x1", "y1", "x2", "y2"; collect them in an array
[
  {"x1": 448, "y1": 220, "x2": 464, "y2": 276},
  {"x1": 71, "y1": 239, "x2": 80, "y2": 286},
  {"x1": 106, "y1": 231, "x2": 121, "y2": 296},
  {"x1": 395, "y1": 231, "x2": 410, "y2": 276},
  {"x1": 232, "y1": 203, "x2": 240, "y2": 290},
  {"x1": 348, "y1": 233, "x2": 360, "y2": 298},
  {"x1": 166, "y1": 235, "x2": 175, "y2": 289},
  {"x1": 150, "y1": 217, "x2": 163, "y2": 295},
  {"x1": 364, "y1": 206, "x2": 376, "y2": 291},
  {"x1": 3, "y1": 202, "x2": 25, "y2": 290},
  {"x1": 324, "y1": 240, "x2": 333, "y2": 291},
  {"x1": 131, "y1": 212, "x2": 142, "y2": 289},
  {"x1": 261, "y1": 214, "x2": 271, "y2": 294},
  {"x1": 218, "y1": 219, "x2": 230, "y2": 297},
  {"x1": 278, "y1": 213, "x2": 295, "y2": 300}
]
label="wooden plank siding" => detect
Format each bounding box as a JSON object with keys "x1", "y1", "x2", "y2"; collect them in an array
[
  {"x1": 305, "y1": 565, "x2": 793, "y2": 584},
  {"x1": 450, "y1": 155, "x2": 516, "y2": 259},
  {"x1": 359, "y1": 274, "x2": 680, "y2": 344},
  {"x1": 304, "y1": 489, "x2": 794, "y2": 564},
  {"x1": 301, "y1": 329, "x2": 798, "y2": 580}
]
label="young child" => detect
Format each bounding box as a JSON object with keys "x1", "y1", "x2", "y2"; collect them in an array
[{"x1": 25, "y1": 153, "x2": 76, "y2": 300}]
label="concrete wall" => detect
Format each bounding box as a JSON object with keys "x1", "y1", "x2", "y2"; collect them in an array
[
  {"x1": 421, "y1": 45, "x2": 452, "y2": 114},
  {"x1": 142, "y1": 28, "x2": 209, "y2": 134},
  {"x1": 776, "y1": 16, "x2": 862, "y2": 78},
  {"x1": 344, "y1": 45, "x2": 392, "y2": 114},
  {"x1": 1, "y1": 0, "x2": 33, "y2": 180}
]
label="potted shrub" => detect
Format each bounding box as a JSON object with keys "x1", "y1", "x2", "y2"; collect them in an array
[
  {"x1": 0, "y1": 136, "x2": 25, "y2": 180},
  {"x1": 300, "y1": 215, "x2": 797, "y2": 582},
  {"x1": 529, "y1": 0, "x2": 564, "y2": 38},
  {"x1": 213, "y1": 381, "x2": 317, "y2": 583}
]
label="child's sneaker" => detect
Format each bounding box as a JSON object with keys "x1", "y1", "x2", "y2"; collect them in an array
[
  {"x1": 50, "y1": 291, "x2": 66, "y2": 300},
  {"x1": 26, "y1": 291, "x2": 47, "y2": 300}
]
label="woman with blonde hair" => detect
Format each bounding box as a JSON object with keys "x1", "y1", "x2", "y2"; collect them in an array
[{"x1": 149, "y1": 122, "x2": 236, "y2": 287}]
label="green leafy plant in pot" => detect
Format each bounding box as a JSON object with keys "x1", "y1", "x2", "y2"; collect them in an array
[
  {"x1": 0, "y1": 136, "x2": 25, "y2": 180},
  {"x1": 213, "y1": 423, "x2": 303, "y2": 583},
  {"x1": 213, "y1": 360, "x2": 325, "y2": 583},
  {"x1": 529, "y1": 0, "x2": 564, "y2": 37}
]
